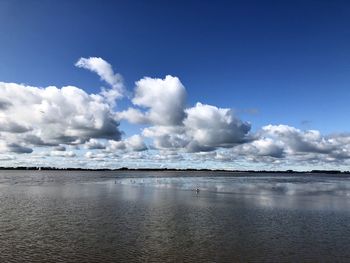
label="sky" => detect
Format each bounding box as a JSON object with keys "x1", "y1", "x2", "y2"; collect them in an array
[{"x1": 1, "y1": 0, "x2": 350, "y2": 170}]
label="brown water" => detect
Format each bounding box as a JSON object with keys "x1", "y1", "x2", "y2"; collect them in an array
[{"x1": 1, "y1": 170, "x2": 350, "y2": 262}]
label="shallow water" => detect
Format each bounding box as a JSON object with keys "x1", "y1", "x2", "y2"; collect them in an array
[{"x1": 1, "y1": 170, "x2": 350, "y2": 262}]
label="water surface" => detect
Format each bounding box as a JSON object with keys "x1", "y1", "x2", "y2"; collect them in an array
[{"x1": 1, "y1": 170, "x2": 350, "y2": 262}]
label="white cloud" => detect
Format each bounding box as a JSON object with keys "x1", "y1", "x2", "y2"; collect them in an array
[
  {"x1": 50, "y1": 150, "x2": 76, "y2": 158},
  {"x1": 234, "y1": 137, "x2": 285, "y2": 158},
  {"x1": 107, "y1": 140, "x2": 126, "y2": 151},
  {"x1": 0, "y1": 82, "x2": 122, "y2": 152},
  {"x1": 141, "y1": 102, "x2": 251, "y2": 152},
  {"x1": 116, "y1": 108, "x2": 149, "y2": 124},
  {"x1": 125, "y1": 135, "x2": 148, "y2": 152},
  {"x1": 85, "y1": 138, "x2": 106, "y2": 149},
  {"x1": 107, "y1": 135, "x2": 147, "y2": 152},
  {"x1": 227, "y1": 125, "x2": 350, "y2": 166},
  {"x1": 260, "y1": 125, "x2": 337, "y2": 155},
  {"x1": 3, "y1": 57, "x2": 350, "y2": 169},
  {"x1": 85, "y1": 151, "x2": 108, "y2": 159},
  {"x1": 121, "y1": 75, "x2": 252, "y2": 153},
  {"x1": 0, "y1": 155, "x2": 14, "y2": 161},
  {"x1": 142, "y1": 125, "x2": 188, "y2": 149},
  {"x1": 75, "y1": 57, "x2": 124, "y2": 104},
  {"x1": 184, "y1": 102, "x2": 251, "y2": 149},
  {"x1": 119, "y1": 75, "x2": 186, "y2": 125}
]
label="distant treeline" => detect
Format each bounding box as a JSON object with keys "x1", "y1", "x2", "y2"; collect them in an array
[{"x1": 0, "y1": 166, "x2": 349, "y2": 174}]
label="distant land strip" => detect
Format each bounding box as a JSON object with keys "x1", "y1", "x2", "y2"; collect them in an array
[{"x1": 0, "y1": 167, "x2": 349, "y2": 174}]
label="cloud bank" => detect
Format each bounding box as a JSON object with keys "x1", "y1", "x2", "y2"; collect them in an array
[{"x1": 1, "y1": 57, "x2": 350, "y2": 170}]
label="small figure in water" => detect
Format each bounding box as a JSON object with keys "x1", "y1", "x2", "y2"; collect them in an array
[{"x1": 195, "y1": 188, "x2": 200, "y2": 194}]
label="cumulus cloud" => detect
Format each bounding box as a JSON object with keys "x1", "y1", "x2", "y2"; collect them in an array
[
  {"x1": 106, "y1": 140, "x2": 126, "y2": 151},
  {"x1": 260, "y1": 125, "x2": 337, "y2": 155},
  {"x1": 228, "y1": 124, "x2": 350, "y2": 166},
  {"x1": 125, "y1": 135, "x2": 148, "y2": 152},
  {"x1": 0, "y1": 58, "x2": 123, "y2": 157},
  {"x1": 84, "y1": 138, "x2": 106, "y2": 149},
  {"x1": 22, "y1": 134, "x2": 57, "y2": 146},
  {"x1": 184, "y1": 102, "x2": 251, "y2": 148},
  {"x1": 116, "y1": 108, "x2": 149, "y2": 124},
  {"x1": 141, "y1": 102, "x2": 251, "y2": 152},
  {"x1": 0, "y1": 81, "x2": 122, "y2": 151},
  {"x1": 0, "y1": 119, "x2": 31, "y2": 133},
  {"x1": 119, "y1": 75, "x2": 186, "y2": 125},
  {"x1": 142, "y1": 126, "x2": 188, "y2": 150},
  {"x1": 118, "y1": 74, "x2": 251, "y2": 153},
  {"x1": 85, "y1": 151, "x2": 108, "y2": 159},
  {"x1": 75, "y1": 57, "x2": 124, "y2": 104},
  {"x1": 53, "y1": 145, "x2": 66, "y2": 151},
  {"x1": 107, "y1": 135, "x2": 147, "y2": 152},
  {"x1": 50, "y1": 150, "x2": 76, "y2": 158},
  {"x1": 3, "y1": 57, "x2": 350, "y2": 169},
  {"x1": 0, "y1": 141, "x2": 33, "y2": 154},
  {"x1": 8, "y1": 143, "x2": 33, "y2": 154},
  {"x1": 118, "y1": 71, "x2": 350, "y2": 166},
  {"x1": 234, "y1": 138, "x2": 285, "y2": 158}
]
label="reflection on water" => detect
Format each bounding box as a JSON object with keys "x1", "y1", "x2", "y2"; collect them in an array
[
  {"x1": 1, "y1": 171, "x2": 350, "y2": 262},
  {"x1": 116, "y1": 176, "x2": 350, "y2": 211}
]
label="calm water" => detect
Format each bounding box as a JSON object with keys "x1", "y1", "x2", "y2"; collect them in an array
[{"x1": 1, "y1": 171, "x2": 350, "y2": 262}]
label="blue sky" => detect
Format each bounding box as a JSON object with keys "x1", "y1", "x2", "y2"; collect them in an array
[{"x1": 1, "y1": 0, "x2": 350, "y2": 169}]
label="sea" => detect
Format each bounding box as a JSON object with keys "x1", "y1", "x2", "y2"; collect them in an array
[{"x1": 1, "y1": 170, "x2": 350, "y2": 262}]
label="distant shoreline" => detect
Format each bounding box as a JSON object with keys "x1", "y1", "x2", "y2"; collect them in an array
[{"x1": 0, "y1": 166, "x2": 349, "y2": 175}]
